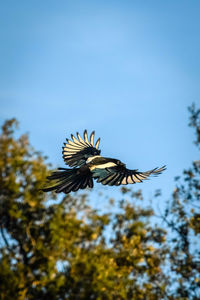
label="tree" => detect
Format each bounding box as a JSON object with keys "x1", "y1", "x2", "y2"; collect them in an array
[
  {"x1": 0, "y1": 119, "x2": 167, "y2": 299},
  {"x1": 0, "y1": 106, "x2": 199, "y2": 299},
  {"x1": 162, "y1": 104, "x2": 200, "y2": 299}
]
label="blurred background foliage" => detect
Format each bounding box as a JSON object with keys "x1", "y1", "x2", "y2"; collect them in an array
[{"x1": 0, "y1": 105, "x2": 199, "y2": 300}]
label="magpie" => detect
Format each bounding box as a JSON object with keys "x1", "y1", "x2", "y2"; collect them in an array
[{"x1": 42, "y1": 130, "x2": 166, "y2": 194}]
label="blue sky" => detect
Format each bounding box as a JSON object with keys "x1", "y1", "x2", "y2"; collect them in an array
[{"x1": 0, "y1": 0, "x2": 200, "y2": 207}]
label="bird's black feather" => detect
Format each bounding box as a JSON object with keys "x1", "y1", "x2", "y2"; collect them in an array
[
  {"x1": 62, "y1": 130, "x2": 101, "y2": 167},
  {"x1": 42, "y1": 166, "x2": 93, "y2": 194}
]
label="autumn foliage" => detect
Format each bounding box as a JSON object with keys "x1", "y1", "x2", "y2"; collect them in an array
[{"x1": 0, "y1": 106, "x2": 199, "y2": 299}]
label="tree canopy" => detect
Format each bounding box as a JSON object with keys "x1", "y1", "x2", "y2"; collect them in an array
[{"x1": 0, "y1": 106, "x2": 199, "y2": 300}]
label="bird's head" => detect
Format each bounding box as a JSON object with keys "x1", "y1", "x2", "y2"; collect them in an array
[
  {"x1": 93, "y1": 149, "x2": 101, "y2": 156},
  {"x1": 87, "y1": 148, "x2": 101, "y2": 156}
]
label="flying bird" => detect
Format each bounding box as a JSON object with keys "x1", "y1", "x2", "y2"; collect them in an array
[{"x1": 42, "y1": 130, "x2": 166, "y2": 194}]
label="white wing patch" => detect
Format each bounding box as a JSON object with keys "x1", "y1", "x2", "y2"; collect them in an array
[
  {"x1": 86, "y1": 155, "x2": 101, "y2": 163},
  {"x1": 90, "y1": 162, "x2": 117, "y2": 171}
]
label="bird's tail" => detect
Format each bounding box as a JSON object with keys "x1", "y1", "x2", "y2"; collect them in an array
[{"x1": 42, "y1": 167, "x2": 93, "y2": 194}]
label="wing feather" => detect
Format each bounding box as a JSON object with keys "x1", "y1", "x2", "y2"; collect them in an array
[
  {"x1": 71, "y1": 134, "x2": 84, "y2": 147},
  {"x1": 95, "y1": 138, "x2": 100, "y2": 149},
  {"x1": 106, "y1": 173, "x2": 122, "y2": 186},
  {"x1": 66, "y1": 139, "x2": 83, "y2": 148},
  {"x1": 101, "y1": 173, "x2": 117, "y2": 185},
  {"x1": 63, "y1": 130, "x2": 101, "y2": 167},
  {"x1": 64, "y1": 143, "x2": 82, "y2": 150},
  {"x1": 84, "y1": 130, "x2": 90, "y2": 145},
  {"x1": 76, "y1": 132, "x2": 85, "y2": 144},
  {"x1": 93, "y1": 165, "x2": 166, "y2": 186},
  {"x1": 90, "y1": 131, "x2": 95, "y2": 146}
]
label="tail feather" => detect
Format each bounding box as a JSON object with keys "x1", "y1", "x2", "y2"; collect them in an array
[
  {"x1": 88, "y1": 177, "x2": 93, "y2": 188},
  {"x1": 42, "y1": 167, "x2": 93, "y2": 194}
]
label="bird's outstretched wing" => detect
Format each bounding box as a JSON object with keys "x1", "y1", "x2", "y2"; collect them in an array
[
  {"x1": 93, "y1": 165, "x2": 166, "y2": 186},
  {"x1": 62, "y1": 130, "x2": 101, "y2": 167}
]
